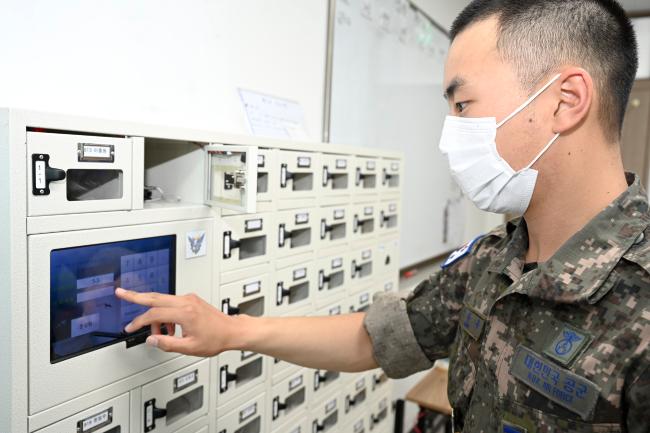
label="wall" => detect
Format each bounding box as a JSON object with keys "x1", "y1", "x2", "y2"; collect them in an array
[
  {"x1": 634, "y1": 17, "x2": 650, "y2": 79},
  {"x1": 410, "y1": 0, "x2": 472, "y2": 30},
  {"x1": 0, "y1": 0, "x2": 328, "y2": 141}
]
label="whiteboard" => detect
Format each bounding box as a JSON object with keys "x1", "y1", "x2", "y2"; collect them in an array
[
  {"x1": 0, "y1": 0, "x2": 328, "y2": 141},
  {"x1": 329, "y1": 0, "x2": 466, "y2": 268}
]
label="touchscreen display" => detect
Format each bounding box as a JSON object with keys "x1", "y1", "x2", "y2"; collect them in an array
[{"x1": 50, "y1": 235, "x2": 176, "y2": 363}]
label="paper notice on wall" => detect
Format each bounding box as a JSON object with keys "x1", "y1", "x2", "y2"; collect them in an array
[{"x1": 238, "y1": 89, "x2": 310, "y2": 140}]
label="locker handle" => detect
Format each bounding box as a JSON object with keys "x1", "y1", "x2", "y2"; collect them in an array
[
  {"x1": 278, "y1": 224, "x2": 293, "y2": 247},
  {"x1": 31, "y1": 154, "x2": 66, "y2": 196},
  {"x1": 379, "y1": 211, "x2": 391, "y2": 228},
  {"x1": 351, "y1": 260, "x2": 362, "y2": 278},
  {"x1": 219, "y1": 366, "x2": 238, "y2": 393},
  {"x1": 373, "y1": 372, "x2": 387, "y2": 390},
  {"x1": 276, "y1": 282, "x2": 291, "y2": 306},
  {"x1": 318, "y1": 270, "x2": 331, "y2": 290},
  {"x1": 314, "y1": 370, "x2": 330, "y2": 390},
  {"x1": 144, "y1": 398, "x2": 167, "y2": 432},
  {"x1": 313, "y1": 420, "x2": 325, "y2": 432},
  {"x1": 320, "y1": 219, "x2": 333, "y2": 240},
  {"x1": 272, "y1": 396, "x2": 288, "y2": 420},
  {"x1": 221, "y1": 299, "x2": 240, "y2": 316},
  {"x1": 382, "y1": 168, "x2": 394, "y2": 186},
  {"x1": 355, "y1": 167, "x2": 367, "y2": 186},
  {"x1": 322, "y1": 165, "x2": 333, "y2": 187},
  {"x1": 345, "y1": 395, "x2": 356, "y2": 412},
  {"x1": 223, "y1": 231, "x2": 241, "y2": 259},
  {"x1": 280, "y1": 164, "x2": 294, "y2": 188}
]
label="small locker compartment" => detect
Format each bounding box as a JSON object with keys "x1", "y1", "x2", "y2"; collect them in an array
[
  {"x1": 269, "y1": 370, "x2": 309, "y2": 429},
  {"x1": 368, "y1": 394, "x2": 392, "y2": 432},
  {"x1": 140, "y1": 360, "x2": 210, "y2": 433},
  {"x1": 27, "y1": 131, "x2": 143, "y2": 217},
  {"x1": 270, "y1": 261, "x2": 316, "y2": 315},
  {"x1": 315, "y1": 296, "x2": 346, "y2": 319},
  {"x1": 205, "y1": 144, "x2": 259, "y2": 214},
  {"x1": 174, "y1": 418, "x2": 209, "y2": 433},
  {"x1": 314, "y1": 253, "x2": 349, "y2": 308},
  {"x1": 341, "y1": 413, "x2": 369, "y2": 433},
  {"x1": 216, "y1": 388, "x2": 266, "y2": 433},
  {"x1": 310, "y1": 367, "x2": 342, "y2": 406},
  {"x1": 341, "y1": 375, "x2": 369, "y2": 428},
  {"x1": 366, "y1": 368, "x2": 390, "y2": 402},
  {"x1": 376, "y1": 237, "x2": 399, "y2": 276},
  {"x1": 379, "y1": 158, "x2": 402, "y2": 194},
  {"x1": 35, "y1": 393, "x2": 130, "y2": 433},
  {"x1": 349, "y1": 246, "x2": 375, "y2": 290},
  {"x1": 215, "y1": 348, "x2": 267, "y2": 408},
  {"x1": 350, "y1": 203, "x2": 378, "y2": 243},
  {"x1": 219, "y1": 213, "x2": 274, "y2": 273},
  {"x1": 310, "y1": 391, "x2": 343, "y2": 433},
  {"x1": 275, "y1": 208, "x2": 318, "y2": 261},
  {"x1": 321, "y1": 153, "x2": 353, "y2": 199},
  {"x1": 28, "y1": 219, "x2": 213, "y2": 414},
  {"x1": 219, "y1": 273, "x2": 271, "y2": 319},
  {"x1": 347, "y1": 288, "x2": 373, "y2": 314},
  {"x1": 353, "y1": 157, "x2": 379, "y2": 195},
  {"x1": 277, "y1": 150, "x2": 320, "y2": 205},
  {"x1": 377, "y1": 201, "x2": 400, "y2": 234},
  {"x1": 270, "y1": 414, "x2": 310, "y2": 433},
  {"x1": 220, "y1": 148, "x2": 278, "y2": 215},
  {"x1": 319, "y1": 205, "x2": 352, "y2": 251}
]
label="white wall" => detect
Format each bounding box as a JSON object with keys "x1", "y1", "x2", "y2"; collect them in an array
[
  {"x1": 633, "y1": 17, "x2": 650, "y2": 79},
  {"x1": 410, "y1": 0, "x2": 473, "y2": 30},
  {"x1": 0, "y1": 0, "x2": 328, "y2": 141}
]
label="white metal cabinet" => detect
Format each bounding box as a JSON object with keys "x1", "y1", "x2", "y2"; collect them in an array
[
  {"x1": 379, "y1": 158, "x2": 402, "y2": 195},
  {"x1": 219, "y1": 213, "x2": 274, "y2": 273},
  {"x1": 353, "y1": 157, "x2": 379, "y2": 196},
  {"x1": 314, "y1": 253, "x2": 349, "y2": 309},
  {"x1": 270, "y1": 261, "x2": 317, "y2": 315},
  {"x1": 350, "y1": 203, "x2": 378, "y2": 244},
  {"x1": 275, "y1": 208, "x2": 318, "y2": 263},
  {"x1": 268, "y1": 370, "x2": 309, "y2": 430},
  {"x1": 319, "y1": 205, "x2": 352, "y2": 252},
  {"x1": 309, "y1": 391, "x2": 343, "y2": 433},
  {"x1": 321, "y1": 153, "x2": 353, "y2": 202},
  {"x1": 215, "y1": 390, "x2": 266, "y2": 433}
]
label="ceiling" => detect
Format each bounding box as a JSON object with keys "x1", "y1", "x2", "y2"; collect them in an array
[{"x1": 618, "y1": 0, "x2": 650, "y2": 13}]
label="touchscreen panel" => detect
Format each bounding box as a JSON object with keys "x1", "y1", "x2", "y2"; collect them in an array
[{"x1": 50, "y1": 235, "x2": 176, "y2": 363}]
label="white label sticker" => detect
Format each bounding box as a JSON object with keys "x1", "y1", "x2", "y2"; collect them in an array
[
  {"x1": 326, "y1": 399, "x2": 337, "y2": 413},
  {"x1": 240, "y1": 402, "x2": 257, "y2": 422},
  {"x1": 186, "y1": 230, "x2": 207, "y2": 259},
  {"x1": 245, "y1": 219, "x2": 263, "y2": 231},
  {"x1": 297, "y1": 156, "x2": 311, "y2": 168},
  {"x1": 364, "y1": 207, "x2": 374, "y2": 216},
  {"x1": 35, "y1": 160, "x2": 46, "y2": 189},
  {"x1": 243, "y1": 281, "x2": 262, "y2": 296},
  {"x1": 360, "y1": 293, "x2": 370, "y2": 304},
  {"x1": 384, "y1": 282, "x2": 394, "y2": 291},
  {"x1": 329, "y1": 306, "x2": 342, "y2": 316},
  {"x1": 391, "y1": 162, "x2": 399, "y2": 171},
  {"x1": 81, "y1": 409, "x2": 111, "y2": 432},
  {"x1": 175, "y1": 370, "x2": 197, "y2": 390},
  {"x1": 366, "y1": 160, "x2": 376, "y2": 170},
  {"x1": 258, "y1": 154, "x2": 265, "y2": 167},
  {"x1": 332, "y1": 258, "x2": 343, "y2": 269},
  {"x1": 333, "y1": 209, "x2": 345, "y2": 219},
  {"x1": 295, "y1": 212, "x2": 309, "y2": 224},
  {"x1": 289, "y1": 375, "x2": 303, "y2": 391},
  {"x1": 354, "y1": 419, "x2": 364, "y2": 432},
  {"x1": 290, "y1": 427, "x2": 301, "y2": 433},
  {"x1": 362, "y1": 249, "x2": 372, "y2": 260},
  {"x1": 356, "y1": 377, "x2": 366, "y2": 390},
  {"x1": 336, "y1": 159, "x2": 347, "y2": 169},
  {"x1": 389, "y1": 203, "x2": 397, "y2": 212},
  {"x1": 293, "y1": 267, "x2": 307, "y2": 280},
  {"x1": 379, "y1": 398, "x2": 387, "y2": 410}
]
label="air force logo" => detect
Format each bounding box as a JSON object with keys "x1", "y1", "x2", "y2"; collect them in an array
[
  {"x1": 442, "y1": 235, "x2": 483, "y2": 269},
  {"x1": 543, "y1": 324, "x2": 591, "y2": 366},
  {"x1": 186, "y1": 230, "x2": 207, "y2": 259}
]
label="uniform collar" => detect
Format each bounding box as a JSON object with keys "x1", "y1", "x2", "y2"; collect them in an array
[{"x1": 492, "y1": 173, "x2": 650, "y2": 304}]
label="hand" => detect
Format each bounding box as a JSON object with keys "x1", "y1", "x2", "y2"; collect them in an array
[{"x1": 115, "y1": 288, "x2": 233, "y2": 357}]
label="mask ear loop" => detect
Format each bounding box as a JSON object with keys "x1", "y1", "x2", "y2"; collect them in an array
[
  {"x1": 496, "y1": 73, "x2": 562, "y2": 129},
  {"x1": 523, "y1": 132, "x2": 561, "y2": 170}
]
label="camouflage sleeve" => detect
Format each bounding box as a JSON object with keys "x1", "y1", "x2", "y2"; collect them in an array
[
  {"x1": 363, "y1": 265, "x2": 468, "y2": 379},
  {"x1": 625, "y1": 364, "x2": 650, "y2": 433}
]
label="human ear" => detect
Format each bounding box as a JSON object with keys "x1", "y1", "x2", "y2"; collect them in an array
[{"x1": 552, "y1": 68, "x2": 594, "y2": 134}]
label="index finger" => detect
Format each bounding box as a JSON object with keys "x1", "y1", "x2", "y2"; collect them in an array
[{"x1": 115, "y1": 288, "x2": 180, "y2": 308}]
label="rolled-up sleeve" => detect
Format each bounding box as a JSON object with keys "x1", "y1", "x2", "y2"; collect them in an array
[{"x1": 363, "y1": 266, "x2": 468, "y2": 378}]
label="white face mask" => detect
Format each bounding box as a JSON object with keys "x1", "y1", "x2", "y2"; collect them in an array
[{"x1": 439, "y1": 73, "x2": 561, "y2": 215}]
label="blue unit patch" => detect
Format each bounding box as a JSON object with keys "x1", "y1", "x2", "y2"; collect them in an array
[
  {"x1": 502, "y1": 422, "x2": 527, "y2": 433},
  {"x1": 442, "y1": 235, "x2": 483, "y2": 269}
]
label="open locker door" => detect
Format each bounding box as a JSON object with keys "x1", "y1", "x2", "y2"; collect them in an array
[{"x1": 205, "y1": 144, "x2": 259, "y2": 213}]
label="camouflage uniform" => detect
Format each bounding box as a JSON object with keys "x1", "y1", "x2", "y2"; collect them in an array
[{"x1": 364, "y1": 173, "x2": 650, "y2": 433}]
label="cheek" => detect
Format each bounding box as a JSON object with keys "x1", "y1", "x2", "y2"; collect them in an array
[{"x1": 496, "y1": 118, "x2": 543, "y2": 171}]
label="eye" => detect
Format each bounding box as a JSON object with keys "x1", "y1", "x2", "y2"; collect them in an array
[{"x1": 455, "y1": 101, "x2": 469, "y2": 113}]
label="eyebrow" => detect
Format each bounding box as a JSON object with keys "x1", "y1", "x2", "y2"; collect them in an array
[{"x1": 444, "y1": 76, "x2": 466, "y2": 101}]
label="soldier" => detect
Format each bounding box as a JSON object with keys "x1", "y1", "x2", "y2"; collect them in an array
[{"x1": 116, "y1": 0, "x2": 649, "y2": 431}]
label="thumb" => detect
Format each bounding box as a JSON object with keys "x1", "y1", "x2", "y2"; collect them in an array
[{"x1": 146, "y1": 334, "x2": 192, "y2": 354}]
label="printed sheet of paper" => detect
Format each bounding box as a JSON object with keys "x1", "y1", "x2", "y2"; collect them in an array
[{"x1": 238, "y1": 89, "x2": 309, "y2": 140}]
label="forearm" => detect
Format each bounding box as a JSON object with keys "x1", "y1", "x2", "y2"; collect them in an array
[{"x1": 227, "y1": 313, "x2": 378, "y2": 373}]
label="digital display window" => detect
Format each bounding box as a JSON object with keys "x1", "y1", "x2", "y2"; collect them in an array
[{"x1": 50, "y1": 235, "x2": 176, "y2": 363}]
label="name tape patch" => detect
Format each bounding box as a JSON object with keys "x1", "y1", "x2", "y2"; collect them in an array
[
  {"x1": 460, "y1": 306, "x2": 485, "y2": 340},
  {"x1": 510, "y1": 345, "x2": 600, "y2": 421}
]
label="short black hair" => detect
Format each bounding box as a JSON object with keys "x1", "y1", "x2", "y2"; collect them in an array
[{"x1": 451, "y1": 0, "x2": 638, "y2": 141}]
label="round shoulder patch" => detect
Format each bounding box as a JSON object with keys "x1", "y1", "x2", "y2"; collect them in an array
[{"x1": 441, "y1": 235, "x2": 484, "y2": 269}]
